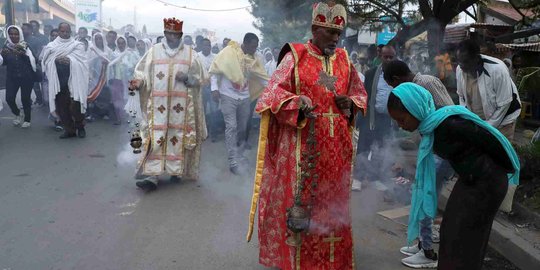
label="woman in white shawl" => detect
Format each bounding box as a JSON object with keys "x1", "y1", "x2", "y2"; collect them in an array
[
  {"x1": 136, "y1": 38, "x2": 153, "y2": 58},
  {"x1": 87, "y1": 32, "x2": 112, "y2": 100},
  {"x1": 85, "y1": 32, "x2": 113, "y2": 121},
  {"x1": 107, "y1": 36, "x2": 139, "y2": 125},
  {"x1": 1, "y1": 25, "x2": 37, "y2": 128}
]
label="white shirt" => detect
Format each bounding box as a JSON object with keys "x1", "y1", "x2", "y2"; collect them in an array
[
  {"x1": 211, "y1": 74, "x2": 268, "y2": 100},
  {"x1": 265, "y1": 59, "x2": 277, "y2": 76},
  {"x1": 375, "y1": 72, "x2": 394, "y2": 114},
  {"x1": 457, "y1": 54, "x2": 521, "y2": 127},
  {"x1": 198, "y1": 51, "x2": 215, "y2": 72}
]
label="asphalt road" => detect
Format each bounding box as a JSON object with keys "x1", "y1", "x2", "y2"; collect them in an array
[{"x1": 0, "y1": 101, "x2": 516, "y2": 270}]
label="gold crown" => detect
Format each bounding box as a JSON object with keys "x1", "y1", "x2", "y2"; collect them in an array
[
  {"x1": 312, "y1": 1, "x2": 347, "y2": 30},
  {"x1": 163, "y1": 17, "x2": 183, "y2": 33}
]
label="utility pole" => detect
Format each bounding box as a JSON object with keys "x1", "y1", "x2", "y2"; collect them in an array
[
  {"x1": 5, "y1": 0, "x2": 15, "y2": 26},
  {"x1": 134, "y1": 6, "x2": 138, "y2": 33}
]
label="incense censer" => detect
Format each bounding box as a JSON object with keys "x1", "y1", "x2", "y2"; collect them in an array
[
  {"x1": 130, "y1": 130, "x2": 143, "y2": 154},
  {"x1": 285, "y1": 119, "x2": 319, "y2": 247}
]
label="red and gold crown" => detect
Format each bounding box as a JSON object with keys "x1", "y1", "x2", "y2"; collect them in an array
[
  {"x1": 163, "y1": 17, "x2": 183, "y2": 33},
  {"x1": 312, "y1": 1, "x2": 347, "y2": 30}
]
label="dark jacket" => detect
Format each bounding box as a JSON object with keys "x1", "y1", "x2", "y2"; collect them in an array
[
  {"x1": 1, "y1": 46, "x2": 35, "y2": 80},
  {"x1": 434, "y1": 115, "x2": 514, "y2": 177},
  {"x1": 363, "y1": 67, "x2": 378, "y2": 105}
]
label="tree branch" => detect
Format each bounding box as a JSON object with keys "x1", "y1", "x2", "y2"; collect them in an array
[
  {"x1": 439, "y1": 0, "x2": 478, "y2": 24},
  {"x1": 508, "y1": 0, "x2": 528, "y2": 20},
  {"x1": 361, "y1": 0, "x2": 407, "y2": 26},
  {"x1": 432, "y1": 0, "x2": 444, "y2": 16},
  {"x1": 418, "y1": 0, "x2": 433, "y2": 18},
  {"x1": 464, "y1": 8, "x2": 477, "y2": 21},
  {"x1": 388, "y1": 19, "x2": 431, "y2": 46}
]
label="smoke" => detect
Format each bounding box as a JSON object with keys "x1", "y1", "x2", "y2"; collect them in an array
[
  {"x1": 355, "y1": 131, "x2": 407, "y2": 182},
  {"x1": 116, "y1": 141, "x2": 139, "y2": 167}
]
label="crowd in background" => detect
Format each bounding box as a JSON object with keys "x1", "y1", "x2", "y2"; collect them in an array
[{"x1": 0, "y1": 22, "x2": 272, "y2": 136}]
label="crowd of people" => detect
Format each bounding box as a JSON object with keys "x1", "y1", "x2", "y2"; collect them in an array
[{"x1": 1, "y1": 1, "x2": 524, "y2": 269}]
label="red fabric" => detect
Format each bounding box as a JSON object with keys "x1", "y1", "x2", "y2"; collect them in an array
[{"x1": 256, "y1": 42, "x2": 367, "y2": 270}]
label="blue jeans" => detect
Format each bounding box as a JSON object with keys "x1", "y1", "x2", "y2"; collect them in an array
[{"x1": 419, "y1": 155, "x2": 454, "y2": 250}]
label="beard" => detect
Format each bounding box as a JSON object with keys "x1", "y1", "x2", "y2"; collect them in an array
[
  {"x1": 323, "y1": 47, "x2": 336, "y2": 56},
  {"x1": 167, "y1": 39, "x2": 181, "y2": 49}
]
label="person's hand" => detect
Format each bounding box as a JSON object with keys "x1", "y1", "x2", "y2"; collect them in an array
[
  {"x1": 55, "y1": 56, "x2": 70, "y2": 65},
  {"x1": 211, "y1": 91, "x2": 220, "y2": 103},
  {"x1": 129, "y1": 79, "x2": 142, "y2": 90},
  {"x1": 175, "y1": 71, "x2": 188, "y2": 83},
  {"x1": 299, "y1": 95, "x2": 317, "y2": 119},
  {"x1": 335, "y1": 95, "x2": 352, "y2": 111}
]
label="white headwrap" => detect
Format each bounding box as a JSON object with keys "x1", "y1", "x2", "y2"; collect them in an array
[
  {"x1": 108, "y1": 36, "x2": 128, "y2": 67},
  {"x1": 89, "y1": 32, "x2": 113, "y2": 62},
  {"x1": 143, "y1": 38, "x2": 153, "y2": 52},
  {"x1": 6, "y1": 25, "x2": 37, "y2": 72}
]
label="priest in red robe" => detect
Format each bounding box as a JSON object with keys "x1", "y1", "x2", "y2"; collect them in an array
[{"x1": 246, "y1": 2, "x2": 368, "y2": 269}]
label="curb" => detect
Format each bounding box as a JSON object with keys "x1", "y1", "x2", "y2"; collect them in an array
[{"x1": 439, "y1": 179, "x2": 540, "y2": 270}]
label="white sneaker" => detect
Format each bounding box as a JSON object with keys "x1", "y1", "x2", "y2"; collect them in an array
[
  {"x1": 21, "y1": 122, "x2": 31, "y2": 128},
  {"x1": 400, "y1": 245, "x2": 420, "y2": 256},
  {"x1": 12, "y1": 113, "x2": 24, "y2": 126},
  {"x1": 402, "y1": 250, "x2": 438, "y2": 269},
  {"x1": 351, "y1": 179, "x2": 362, "y2": 191}
]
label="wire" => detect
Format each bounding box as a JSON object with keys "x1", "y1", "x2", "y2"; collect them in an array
[{"x1": 155, "y1": 0, "x2": 250, "y2": 12}]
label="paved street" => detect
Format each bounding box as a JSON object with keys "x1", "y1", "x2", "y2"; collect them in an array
[{"x1": 0, "y1": 103, "x2": 514, "y2": 270}]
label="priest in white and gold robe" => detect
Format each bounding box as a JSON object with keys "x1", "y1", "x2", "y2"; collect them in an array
[{"x1": 128, "y1": 17, "x2": 207, "y2": 191}]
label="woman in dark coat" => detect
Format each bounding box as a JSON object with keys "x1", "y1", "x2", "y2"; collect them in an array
[
  {"x1": 386, "y1": 82, "x2": 520, "y2": 270},
  {"x1": 1, "y1": 25, "x2": 37, "y2": 128}
]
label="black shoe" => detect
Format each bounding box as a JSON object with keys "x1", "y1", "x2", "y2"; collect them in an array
[
  {"x1": 77, "y1": 128, "x2": 86, "y2": 138},
  {"x1": 170, "y1": 176, "x2": 181, "y2": 183},
  {"x1": 230, "y1": 166, "x2": 240, "y2": 175},
  {"x1": 59, "y1": 132, "x2": 77, "y2": 139},
  {"x1": 136, "y1": 180, "x2": 157, "y2": 192}
]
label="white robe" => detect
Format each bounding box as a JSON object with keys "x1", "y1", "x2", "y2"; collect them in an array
[
  {"x1": 131, "y1": 41, "x2": 207, "y2": 178},
  {"x1": 42, "y1": 37, "x2": 89, "y2": 113}
]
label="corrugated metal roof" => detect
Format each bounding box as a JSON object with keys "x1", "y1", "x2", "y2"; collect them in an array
[
  {"x1": 496, "y1": 42, "x2": 540, "y2": 52},
  {"x1": 444, "y1": 24, "x2": 470, "y2": 43},
  {"x1": 485, "y1": 5, "x2": 534, "y2": 22}
]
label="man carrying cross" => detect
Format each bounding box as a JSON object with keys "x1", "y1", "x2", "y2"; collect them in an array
[{"x1": 246, "y1": 2, "x2": 367, "y2": 269}]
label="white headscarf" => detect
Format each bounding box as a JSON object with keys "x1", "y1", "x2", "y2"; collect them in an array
[
  {"x1": 6, "y1": 25, "x2": 37, "y2": 72},
  {"x1": 89, "y1": 32, "x2": 113, "y2": 62},
  {"x1": 108, "y1": 36, "x2": 128, "y2": 67},
  {"x1": 143, "y1": 38, "x2": 152, "y2": 51}
]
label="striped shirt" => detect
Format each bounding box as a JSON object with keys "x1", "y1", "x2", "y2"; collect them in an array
[{"x1": 413, "y1": 73, "x2": 454, "y2": 108}]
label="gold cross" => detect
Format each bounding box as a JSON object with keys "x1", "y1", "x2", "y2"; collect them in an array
[
  {"x1": 323, "y1": 232, "x2": 343, "y2": 263},
  {"x1": 317, "y1": 70, "x2": 337, "y2": 93},
  {"x1": 322, "y1": 107, "x2": 340, "y2": 138}
]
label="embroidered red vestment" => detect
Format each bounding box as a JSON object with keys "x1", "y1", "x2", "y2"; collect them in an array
[{"x1": 247, "y1": 42, "x2": 368, "y2": 270}]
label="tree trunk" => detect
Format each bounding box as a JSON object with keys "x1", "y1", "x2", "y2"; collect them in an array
[{"x1": 426, "y1": 18, "x2": 446, "y2": 58}]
